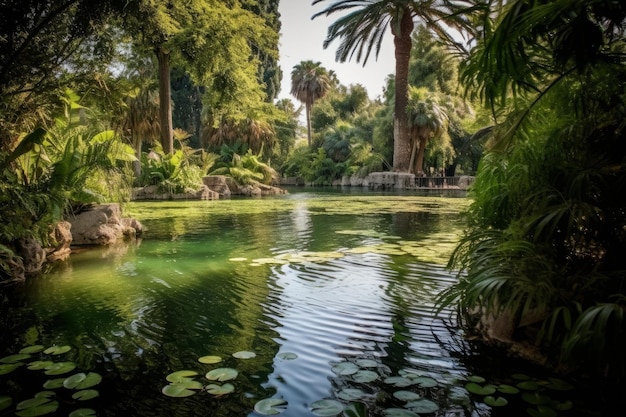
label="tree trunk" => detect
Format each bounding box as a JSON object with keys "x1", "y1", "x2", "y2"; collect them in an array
[
  {"x1": 392, "y1": 8, "x2": 414, "y2": 172},
  {"x1": 305, "y1": 102, "x2": 312, "y2": 147},
  {"x1": 157, "y1": 47, "x2": 173, "y2": 154},
  {"x1": 415, "y1": 136, "x2": 429, "y2": 174}
]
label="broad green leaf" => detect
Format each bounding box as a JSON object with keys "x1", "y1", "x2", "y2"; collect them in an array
[
  {"x1": 337, "y1": 388, "x2": 367, "y2": 401},
  {"x1": 205, "y1": 383, "x2": 234, "y2": 396},
  {"x1": 309, "y1": 399, "x2": 343, "y2": 416},
  {"x1": 484, "y1": 396, "x2": 508, "y2": 407},
  {"x1": 497, "y1": 384, "x2": 520, "y2": 394},
  {"x1": 465, "y1": 382, "x2": 496, "y2": 395},
  {"x1": 44, "y1": 362, "x2": 76, "y2": 375},
  {"x1": 19, "y1": 345, "x2": 45, "y2": 354},
  {"x1": 413, "y1": 376, "x2": 437, "y2": 388},
  {"x1": 34, "y1": 392, "x2": 54, "y2": 399},
  {"x1": 343, "y1": 402, "x2": 368, "y2": 417},
  {"x1": 355, "y1": 359, "x2": 377, "y2": 368},
  {"x1": 331, "y1": 362, "x2": 359, "y2": 376},
  {"x1": 198, "y1": 355, "x2": 222, "y2": 364},
  {"x1": 254, "y1": 398, "x2": 288, "y2": 415},
  {"x1": 43, "y1": 345, "x2": 71, "y2": 355},
  {"x1": 384, "y1": 377, "x2": 413, "y2": 388},
  {"x1": 162, "y1": 383, "x2": 198, "y2": 398},
  {"x1": 466, "y1": 375, "x2": 486, "y2": 383},
  {"x1": 69, "y1": 409, "x2": 96, "y2": 417},
  {"x1": 0, "y1": 363, "x2": 21, "y2": 375},
  {"x1": 91, "y1": 130, "x2": 115, "y2": 144},
  {"x1": 277, "y1": 352, "x2": 298, "y2": 360},
  {"x1": 232, "y1": 351, "x2": 256, "y2": 359},
  {"x1": 352, "y1": 370, "x2": 378, "y2": 383},
  {"x1": 406, "y1": 398, "x2": 439, "y2": 413},
  {"x1": 393, "y1": 391, "x2": 421, "y2": 402},
  {"x1": 72, "y1": 390, "x2": 99, "y2": 401},
  {"x1": 27, "y1": 361, "x2": 54, "y2": 370},
  {"x1": 522, "y1": 392, "x2": 551, "y2": 405},
  {"x1": 75, "y1": 373, "x2": 102, "y2": 389},
  {"x1": 1, "y1": 353, "x2": 31, "y2": 363},
  {"x1": 43, "y1": 379, "x2": 65, "y2": 389},
  {"x1": 64, "y1": 373, "x2": 87, "y2": 389},
  {"x1": 205, "y1": 368, "x2": 238, "y2": 382},
  {"x1": 517, "y1": 381, "x2": 540, "y2": 391},
  {"x1": 15, "y1": 400, "x2": 58, "y2": 416},
  {"x1": 166, "y1": 370, "x2": 198, "y2": 383},
  {"x1": 0, "y1": 396, "x2": 12, "y2": 411}
]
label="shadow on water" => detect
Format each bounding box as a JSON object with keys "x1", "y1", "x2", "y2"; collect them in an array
[{"x1": 0, "y1": 190, "x2": 614, "y2": 416}]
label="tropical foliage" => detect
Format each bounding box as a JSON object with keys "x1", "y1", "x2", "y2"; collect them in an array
[{"x1": 438, "y1": 0, "x2": 626, "y2": 377}]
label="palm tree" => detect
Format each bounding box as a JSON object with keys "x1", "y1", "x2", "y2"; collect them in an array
[
  {"x1": 406, "y1": 87, "x2": 448, "y2": 174},
  {"x1": 312, "y1": 0, "x2": 471, "y2": 172},
  {"x1": 290, "y1": 60, "x2": 332, "y2": 147}
]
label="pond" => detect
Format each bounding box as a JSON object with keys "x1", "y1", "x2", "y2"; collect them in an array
[{"x1": 0, "y1": 189, "x2": 597, "y2": 417}]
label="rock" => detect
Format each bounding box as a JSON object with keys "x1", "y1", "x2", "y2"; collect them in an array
[
  {"x1": 67, "y1": 203, "x2": 142, "y2": 246},
  {"x1": 46, "y1": 221, "x2": 72, "y2": 262},
  {"x1": 202, "y1": 175, "x2": 232, "y2": 198},
  {"x1": 15, "y1": 238, "x2": 46, "y2": 275},
  {"x1": 367, "y1": 172, "x2": 415, "y2": 189},
  {"x1": 132, "y1": 185, "x2": 218, "y2": 200},
  {"x1": 237, "y1": 181, "x2": 288, "y2": 196}
]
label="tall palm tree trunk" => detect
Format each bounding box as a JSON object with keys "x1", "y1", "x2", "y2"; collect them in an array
[
  {"x1": 305, "y1": 102, "x2": 312, "y2": 147},
  {"x1": 157, "y1": 47, "x2": 174, "y2": 154},
  {"x1": 392, "y1": 9, "x2": 414, "y2": 172}
]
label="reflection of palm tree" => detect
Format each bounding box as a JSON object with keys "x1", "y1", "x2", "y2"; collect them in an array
[
  {"x1": 312, "y1": 0, "x2": 470, "y2": 172},
  {"x1": 290, "y1": 61, "x2": 331, "y2": 147},
  {"x1": 406, "y1": 88, "x2": 448, "y2": 174}
]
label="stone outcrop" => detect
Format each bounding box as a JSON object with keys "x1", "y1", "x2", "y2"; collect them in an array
[
  {"x1": 46, "y1": 221, "x2": 72, "y2": 262},
  {"x1": 131, "y1": 185, "x2": 219, "y2": 201},
  {"x1": 366, "y1": 172, "x2": 415, "y2": 190},
  {"x1": 202, "y1": 176, "x2": 287, "y2": 197},
  {"x1": 67, "y1": 203, "x2": 143, "y2": 246}
]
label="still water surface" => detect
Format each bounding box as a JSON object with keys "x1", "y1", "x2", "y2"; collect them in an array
[{"x1": 0, "y1": 190, "x2": 588, "y2": 417}]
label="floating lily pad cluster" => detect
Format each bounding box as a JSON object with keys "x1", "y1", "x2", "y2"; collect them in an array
[
  {"x1": 463, "y1": 373, "x2": 574, "y2": 417},
  {"x1": 161, "y1": 350, "x2": 260, "y2": 399},
  {"x1": 0, "y1": 344, "x2": 102, "y2": 417}
]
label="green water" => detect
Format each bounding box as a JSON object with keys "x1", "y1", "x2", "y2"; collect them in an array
[{"x1": 0, "y1": 190, "x2": 601, "y2": 417}]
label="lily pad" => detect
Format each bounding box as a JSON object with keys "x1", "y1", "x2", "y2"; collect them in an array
[
  {"x1": 166, "y1": 370, "x2": 198, "y2": 383},
  {"x1": 355, "y1": 359, "x2": 377, "y2": 368},
  {"x1": 27, "y1": 361, "x2": 54, "y2": 371},
  {"x1": 44, "y1": 361, "x2": 76, "y2": 375},
  {"x1": 64, "y1": 373, "x2": 87, "y2": 389},
  {"x1": 522, "y1": 392, "x2": 551, "y2": 405},
  {"x1": 20, "y1": 345, "x2": 45, "y2": 354},
  {"x1": 310, "y1": 399, "x2": 344, "y2": 416},
  {"x1": 546, "y1": 378, "x2": 574, "y2": 391},
  {"x1": 69, "y1": 409, "x2": 96, "y2": 417},
  {"x1": 331, "y1": 362, "x2": 359, "y2": 376},
  {"x1": 497, "y1": 384, "x2": 520, "y2": 394},
  {"x1": 553, "y1": 400, "x2": 573, "y2": 411},
  {"x1": 0, "y1": 363, "x2": 22, "y2": 375},
  {"x1": 393, "y1": 391, "x2": 421, "y2": 402},
  {"x1": 406, "y1": 398, "x2": 439, "y2": 414},
  {"x1": 484, "y1": 396, "x2": 508, "y2": 407},
  {"x1": 205, "y1": 367, "x2": 238, "y2": 382},
  {"x1": 254, "y1": 398, "x2": 288, "y2": 415},
  {"x1": 277, "y1": 352, "x2": 298, "y2": 360},
  {"x1": 75, "y1": 373, "x2": 102, "y2": 389},
  {"x1": 353, "y1": 370, "x2": 378, "y2": 383},
  {"x1": 43, "y1": 378, "x2": 66, "y2": 389},
  {"x1": 15, "y1": 397, "x2": 58, "y2": 416},
  {"x1": 517, "y1": 380, "x2": 540, "y2": 391},
  {"x1": 465, "y1": 382, "x2": 496, "y2": 396},
  {"x1": 0, "y1": 396, "x2": 12, "y2": 412},
  {"x1": 232, "y1": 351, "x2": 256, "y2": 359},
  {"x1": 43, "y1": 345, "x2": 71, "y2": 355},
  {"x1": 205, "y1": 383, "x2": 235, "y2": 396},
  {"x1": 343, "y1": 402, "x2": 368, "y2": 417},
  {"x1": 338, "y1": 388, "x2": 367, "y2": 401},
  {"x1": 1, "y1": 353, "x2": 31, "y2": 363},
  {"x1": 162, "y1": 382, "x2": 201, "y2": 398},
  {"x1": 466, "y1": 375, "x2": 486, "y2": 383},
  {"x1": 384, "y1": 376, "x2": 413, "y2": 387},
  {"x1": 383, "y1": 408, "x2": 420, "y2": 417},
  {"x1": 198, "y1": 355, "x2": 222, "y2": 364},
  {"x1": 527, "y1": 405, "x2": 558, "y2": 417},
  {"x1": 413, "y1": 376, "x2": 437, "y2": 388},
  {"x1": 72, "y1": 390, "x2": 99, "y2": 401}
]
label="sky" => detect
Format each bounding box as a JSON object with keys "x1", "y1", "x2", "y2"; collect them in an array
[{"x1": 277, "y1": 1, "x2": 396, "y2": 102}]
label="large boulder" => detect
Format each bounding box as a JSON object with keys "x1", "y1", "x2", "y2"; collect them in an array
[
  {"x1": 15, "y1": 238, "x2": 45, "y2": 276},
  {"x1": 202, "y1": 175, "x2": 232, "y2": 198},
  {"x1": 46, "y1": 221, "x2": 72, "y2": 262},
  {"x1": 67, "y1": 203, "x2": 142, "y2": 246},
  {"x1": 131, "y1": 185, "x2": 218, "y2": 200}
]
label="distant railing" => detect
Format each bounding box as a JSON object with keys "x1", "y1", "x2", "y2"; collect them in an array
[{"x1": 415, "y1": 176, "x2": 459, "y2": 188}]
